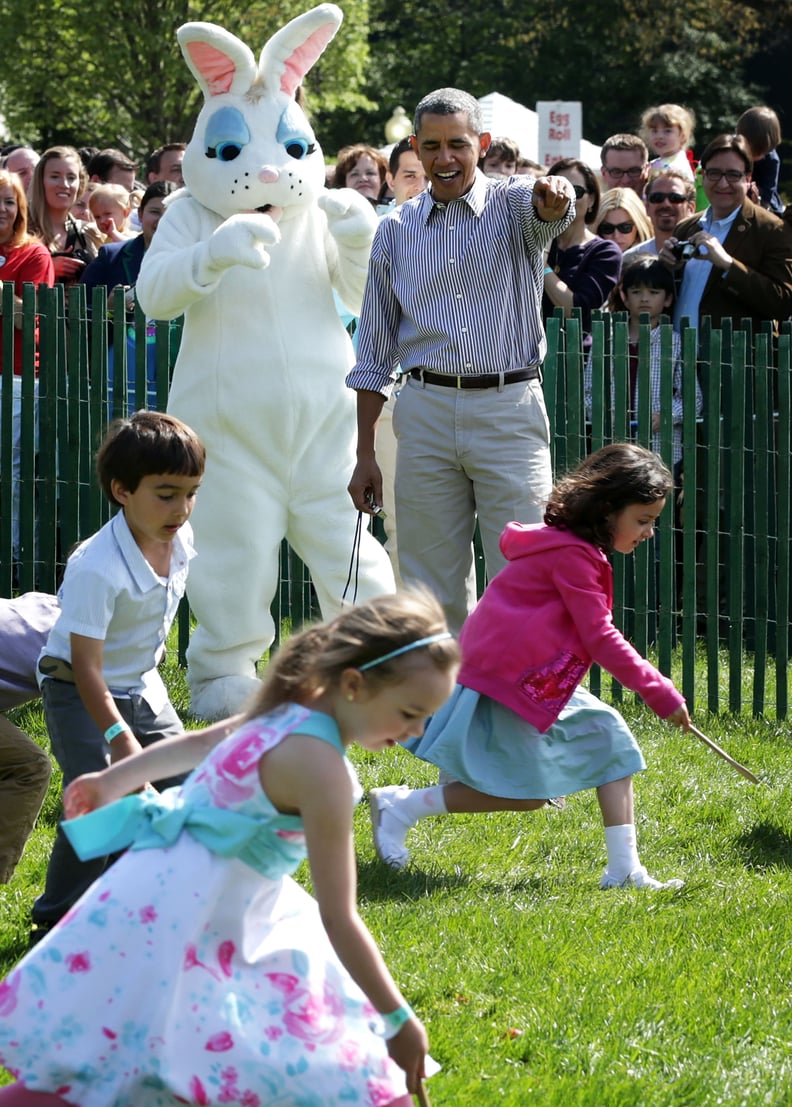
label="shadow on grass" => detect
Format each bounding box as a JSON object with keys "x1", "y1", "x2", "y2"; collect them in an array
[
  {"x1": 735, "y1": 820, "x2": 792, "y2": 870},
  {"x1": 356, "y1": 858, "x2": 471, "y2": 901}
]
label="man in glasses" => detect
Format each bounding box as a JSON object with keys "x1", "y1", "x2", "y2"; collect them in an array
[
  {"x1": 624, "y1": 169, "x2": 697, "y2": 260},
  {"x1": 600, "y1": 134, "x2": 649, "y2": 196},
  {"x1": 660, "y1": 133, "x2": 792, "y2": 333}
]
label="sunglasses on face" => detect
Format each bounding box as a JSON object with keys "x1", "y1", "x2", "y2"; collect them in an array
[
  {"x1": 571, "y1": 184, "x2": 588, "y2": 200},
  {"x1": 646, "y1": 191, "x2": 689, "y2": 204},
  {"x1": 602, "y1": 165, "x2": 644, "y2": 179},
  {"x1": 599, "y1": 221, "x2": 634, "y2": 235},
  {"x1": 702, "y1": 168, "x2": 745, "y2": 184}
]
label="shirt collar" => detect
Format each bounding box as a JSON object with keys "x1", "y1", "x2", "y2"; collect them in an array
[
  {"x1": 421, "y1": 169, "x2": 489, "y2": 224},
  {"x1": 703, "y1": 203, "x2": 743, "y2": 231},
  {"x1": 111, "y1": 511, "x2": 194, "y2": 592}
]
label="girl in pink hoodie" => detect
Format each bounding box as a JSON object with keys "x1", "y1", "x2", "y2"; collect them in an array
[{"x1": 370, "y1": 443, "x2": 692, "y2": 890}]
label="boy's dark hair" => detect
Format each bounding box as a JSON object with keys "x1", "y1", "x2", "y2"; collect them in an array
[
  {"x1": 484, "y1": 136, "x2": 520, "y2": 162},
  {"x1": 544, "y1": 443, "x2": 672, "y2": 554},
  {"x1": 96, "y1": 411, "x2": 206, "y2": 506},
  {"x1": 620, "y1": 256, "x2": 675, "y2": 299},
  {"x1": 735, "y1": 107, "x2": 781, "y2": 160},
  {"x1": 139, "y1": 180, "x2": 175, "y2": 211}
]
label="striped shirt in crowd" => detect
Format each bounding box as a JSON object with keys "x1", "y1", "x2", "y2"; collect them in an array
[{"x1": 346, "y1": 170, "x2": 574, "y2": 396}]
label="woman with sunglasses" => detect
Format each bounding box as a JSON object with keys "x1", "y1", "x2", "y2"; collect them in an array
[
  {"x1": 542, "y1": 157, "x2": 622, "y2": 351},
  {"x1": 593, "y1": 187, "x2": 653, "y2": 253}
]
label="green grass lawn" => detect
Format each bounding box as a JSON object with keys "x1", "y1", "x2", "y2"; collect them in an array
[{"x1": 3, "y1": 655, "x2": 792, "y2": 1105}]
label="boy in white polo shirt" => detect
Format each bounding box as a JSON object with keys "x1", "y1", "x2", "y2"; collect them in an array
[{"x1": 30, "y1": 410, "x2": 205, "y2": 944}]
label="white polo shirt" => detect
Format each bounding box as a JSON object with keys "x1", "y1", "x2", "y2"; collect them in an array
[{"x1": 39, "y1": 511, "x2": 195, "y2": 713}]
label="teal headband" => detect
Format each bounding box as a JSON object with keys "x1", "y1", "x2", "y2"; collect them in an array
[{"x1": 359, "y1": 632, "x2": 453, "y2": 671}]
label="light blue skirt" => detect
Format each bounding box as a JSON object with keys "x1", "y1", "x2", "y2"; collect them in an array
[{"x1": 407, "y1": 685, "x2": 645, "y2": 798}]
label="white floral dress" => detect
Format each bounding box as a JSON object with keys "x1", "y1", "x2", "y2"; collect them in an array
[{"x1": 0, "y1": 704, "x2": 408, "y2": 1106}]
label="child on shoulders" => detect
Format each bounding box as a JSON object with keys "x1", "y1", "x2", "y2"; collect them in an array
[
  {"x1": 88, "y1": 182, "x2": 136, "y2": 243},
  {"x1": 641, "y1": 103, "x2": 696, "y2": 181}
]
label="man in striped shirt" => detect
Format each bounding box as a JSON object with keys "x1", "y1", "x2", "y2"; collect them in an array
[{"x1": 346, "y1": 87, "x2": 575, "y2": 632}]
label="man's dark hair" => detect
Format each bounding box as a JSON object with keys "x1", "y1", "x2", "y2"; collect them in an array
[
  {"x1": 699, "y1": 133, "x2": 753, "y2": 175},
  {"x1": 86, "y1": 148, "x2": 137, "y2": 181},
  {"x1": 146, "y1": 142, "x2": 187, "y2": 178},
  {"x1": 388, "y1": 138, "x2": 414, "y2": 176},
  {"x1": 414, "y1": 88, "x2": 482, "y2": 136}
]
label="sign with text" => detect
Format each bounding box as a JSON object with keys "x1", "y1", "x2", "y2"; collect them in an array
[{"x1": 536, "y1": 101, "x2": 582, "y2": 168}]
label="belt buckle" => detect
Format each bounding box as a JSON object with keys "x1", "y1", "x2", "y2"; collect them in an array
[{"x1": 457, "y1": 375, "x2": 462, "y2": 390}]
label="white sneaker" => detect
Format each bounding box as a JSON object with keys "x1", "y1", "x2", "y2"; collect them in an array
[
  {"x1": 600, "y1": 866, "x2": 685, "y2": 890},
  {"x1": 369, "y1": 785, "x2": 413, "y2": 869}
]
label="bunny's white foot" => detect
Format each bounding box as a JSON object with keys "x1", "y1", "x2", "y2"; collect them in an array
[{"x1": 188, "y1": 674, "x2": 262, "y2": 720}]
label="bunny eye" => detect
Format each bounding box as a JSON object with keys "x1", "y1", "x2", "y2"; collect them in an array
[
  {"x1": 277, "y1": 103, "x2": 316, "y2": 162},
  {"x1": 284, "y1": 138, "x2": 315, "y2": 160},
  {"x1": 204, "y1": 107, "x2": 251, "y2": 162}
]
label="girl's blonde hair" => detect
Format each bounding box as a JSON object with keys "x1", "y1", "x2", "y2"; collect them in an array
[
  {"x1": 640, "y1": 104, "x2": 696, "y2": 149},
  {"x1": 88, "y1": 182, "x2": 132, "y2": 215},
  {"x1": 593, "y1": 188, "x2": 653, "y2": 245},
  {"x1": 245, "y1": 589, "x2": 460, "y2": 718}
]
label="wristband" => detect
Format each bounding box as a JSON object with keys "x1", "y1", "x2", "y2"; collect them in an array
[
  {"x1": 381, "y1": 1003, "x2": 414, "y2": 1040},
  {"x1": 544, "y1": 266, "x2": 553, "y2": 275},
  {"x1": 104, "y1": 721, "x2": 130, "y2": 743}
]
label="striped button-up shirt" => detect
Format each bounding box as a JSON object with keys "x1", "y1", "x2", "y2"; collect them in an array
[{"x1": 346, "y1": 170, "x2": 574, "y2": 396}]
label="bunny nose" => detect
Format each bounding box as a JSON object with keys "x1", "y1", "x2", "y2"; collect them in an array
[{"x1": 258, "y1": 166, "x2": 280, "y2": 184}]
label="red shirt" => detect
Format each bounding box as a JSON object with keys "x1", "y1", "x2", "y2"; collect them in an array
[{"x1": 0, "y1": 239, "x2": 55, "y2": 374}]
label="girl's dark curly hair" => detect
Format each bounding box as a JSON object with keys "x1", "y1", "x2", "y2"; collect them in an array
[{"x1": 544, "y1": 443, "x2": 672, "y2": 554}]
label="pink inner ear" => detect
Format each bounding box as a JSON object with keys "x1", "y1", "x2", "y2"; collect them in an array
[
  {"x1": 186, "y1": 41, "x2": 237, "y2": 96},
  {"x1": 279, "y1": 25, "x2": 336, "y2": 96}
]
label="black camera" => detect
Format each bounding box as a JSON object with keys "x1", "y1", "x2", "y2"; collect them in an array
[{"x1": 671, "y1": 239, "x2": 698, "y2": 261}]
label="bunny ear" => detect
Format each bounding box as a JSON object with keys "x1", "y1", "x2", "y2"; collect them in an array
[
  {"x1": 177, "y1": 23, "x2": 258, "y2": 98},
  {"x1": 259, "y1": 3, "x2": 343, "y2": 99}
]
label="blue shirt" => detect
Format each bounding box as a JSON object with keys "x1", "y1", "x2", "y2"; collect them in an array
[
  {"x1": 674, "y1": 204, "x2": 742, "y2": 333},
  {"x1": 346, "y1": 171, "x2": 573, "y2": 395}
]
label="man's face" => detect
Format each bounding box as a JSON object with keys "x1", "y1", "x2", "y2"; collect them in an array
[
  {"x1": 5, "y1": 148, "x2": 38, "y2": 193},
  {"x1": 150, "y1": 149, "x2": 184, "y2": 187},
  {"x1": 411, "y1": 112, "x2": 487, "y2": 203},
  {"x1": 644, "y1": 176, "x2": 695, "y2": 234},
  {"x1": 386, "y1": 149, "x2": 428, "y2": 207},
  {"x1": 701, "y1": 151, "x2": 750, "y2": 220},
  {"x1": 601, "y1": 148, "x2": 648, "y2": 194}
]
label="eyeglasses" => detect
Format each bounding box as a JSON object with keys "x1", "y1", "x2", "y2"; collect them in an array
[
  {"x1": 571, "y1": 184, "x2": 588, "y2": 200},
  {"x1": 702, "y1": 168, "x2": 745, "y2": 184},
  {"x1": 599, "y1": 221, "x2": 634, "y2": 235},
  {"x1": 601, "y1": 165, "x2": 644, "y2": 180},
  {"x1": 646, "y1": 191, "x2": 690, "y2": 205}
]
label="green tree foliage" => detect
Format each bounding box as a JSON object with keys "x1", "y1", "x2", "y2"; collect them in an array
[
  {"x1": 332, "y1": 0, "x2": 775, "y2": 152},
  {"x1": 0, "y1": 0, "x2": 371, "y2": 162}
]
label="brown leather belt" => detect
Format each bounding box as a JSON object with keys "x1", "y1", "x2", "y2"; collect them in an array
[
  {"x1": 38, "y1": 656, "x2": 76, "y2": 683},
  {"x1": 409, "y1": 367, "x2": 540, "y2": 389}
]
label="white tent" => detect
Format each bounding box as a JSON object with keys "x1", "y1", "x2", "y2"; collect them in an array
[{"x1": 478, "y1": 92, "x2": 601, "y2": 169}]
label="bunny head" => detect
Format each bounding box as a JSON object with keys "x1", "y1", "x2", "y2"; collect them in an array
[{"x1": 177, "y1": 5, "x2": 342, "y2": 220}]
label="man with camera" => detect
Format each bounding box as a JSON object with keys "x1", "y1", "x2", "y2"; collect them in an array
[{"x1": 660, "y1": 133, "x2": 792, "y2": 333}]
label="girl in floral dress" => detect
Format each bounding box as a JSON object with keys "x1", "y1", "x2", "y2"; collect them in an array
[{"x1": 0, "y1": 591, "x2": 459, "y2": 1107}]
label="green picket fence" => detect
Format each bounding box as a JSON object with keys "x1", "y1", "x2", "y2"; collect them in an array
[{"x1": 1, "y1": 286, "x2": 790, "y2": 716}]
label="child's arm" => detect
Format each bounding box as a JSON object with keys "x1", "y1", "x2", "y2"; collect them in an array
[
  {"x1": 275, "y1": 735, "x2": 428, "y2": 1093},
  {"x1": 64, "y1": 713, "x2": 244, "y2": 817},
  {"x1": 71, "y1": 633, "x2": 144, "y2": 762}
]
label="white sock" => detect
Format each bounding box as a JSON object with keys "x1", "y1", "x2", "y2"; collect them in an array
[
  {"x1": 604, "y1": 823, "x2": 641, "y2": 880},
  {"x1": 397, "y1": 785, "x2": 448, "y2": 826}
]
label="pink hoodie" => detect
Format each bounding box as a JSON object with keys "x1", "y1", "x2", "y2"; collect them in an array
[{"x1": 458, "y1": 523, "x2": 683, "y2": 732}]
